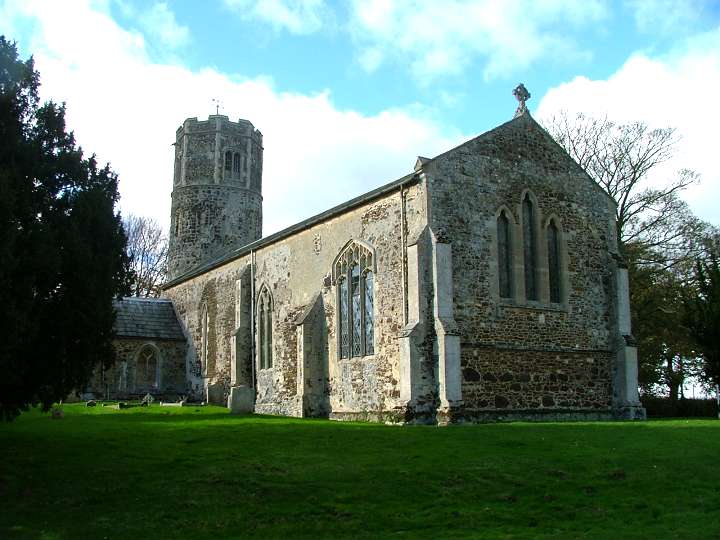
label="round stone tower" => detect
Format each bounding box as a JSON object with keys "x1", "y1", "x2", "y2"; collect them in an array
[{"x1": 168, "y1": 115, "x2": 263, "y2": 280}]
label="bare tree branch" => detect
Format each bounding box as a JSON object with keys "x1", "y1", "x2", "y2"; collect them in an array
[
  {"x1": 123, "y1": 215, "x2": 168, "y2": 298},
  {"x1": 543, "y1": 111, "x2": 703, "y2": 269}
]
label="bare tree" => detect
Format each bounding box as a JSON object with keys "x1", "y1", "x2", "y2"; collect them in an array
[
  {"x1": 544, "y1": 112, "x2": 706, "y2": 270},
  {"x1": 124, "y1": 215, "x2": 168, "y2": 297}
]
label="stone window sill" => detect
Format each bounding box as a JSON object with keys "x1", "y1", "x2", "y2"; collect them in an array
[{"x1": 498, "y1": 301, "x2": 568, "y2": 313}]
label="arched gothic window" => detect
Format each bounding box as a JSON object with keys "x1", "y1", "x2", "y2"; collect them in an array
[
  {"x1": 522, "y1": 194, "x2": 538, "y2": 301},
  {"x1": 200, "y1": 303, "x2": 209, "y2": 376},
  {"x1": 547, "y1": 220, "x2": 561, "y2": 303},
  {"x1": 233, "y1": 152, "x2": 241, "y2": 175},
  {"x1": 334, "y1": 242, "x2": 375, "y2": 358},
  {"x1": 136, "y1": 345, "x2": 159, "y2": 389},
  {"x1": 497, "y1": 210, "x2": 512, "y2": 299},
  {"x1": 257, "y1": 287, "x2": 273, "y2": 369},
  {"x1": 224, "y1": 151, "x2": 232, "y2": 172}
]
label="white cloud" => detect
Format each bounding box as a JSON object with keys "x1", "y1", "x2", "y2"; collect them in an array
[
  {"x1": 348, "y1": 0, "x2": 608, "y2": 81},
  {"x1": 536, "y1": 27, "x2": 720, "y2": 226},
  {"x1": 223, "y1": 0, "x2": 332, "y2": 35},
  {"x1": 627, "y1": 0, "x2": 709, "y2": 35},
  {"x1": 0, "y1": 0, "x2": 461, "y2": 235},
  {"x1": 137, "y1": 2, "x2": 190, "y2": 48}
]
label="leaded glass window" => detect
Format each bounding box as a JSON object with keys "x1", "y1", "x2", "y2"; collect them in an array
[
  {"x1": 224, "y1": 151, "x2": 232, "y2": 172},
  {"x1": 334, "y1": 242, "x2": 375, "y2": 358},
  {"x1": 547, "y1": 220, "x2": 561, "y2": 303},
  {"x1": 339, "y1": 278, "x2": 349, "y2": 358},
  {"x1": 351, "y1": 263, "x2": 362, "y2": 357},
  {"x1": 497, "y1": 211, "x2": 512, "y2": 299},
  {"x1": 364, "y1": 271, "x2": 374, "y2": 355},
  {"x1": 522, "y1": 195, "x2": 537, "y2": 301}
]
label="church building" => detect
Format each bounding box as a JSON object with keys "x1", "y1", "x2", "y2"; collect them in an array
[{"x1": 104, "y1": 86, "x2": 645, "y2": 423}]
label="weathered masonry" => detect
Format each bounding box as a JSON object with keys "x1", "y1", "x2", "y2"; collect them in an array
[
  {"x1": 87, "y1": 298, "x2": 187, "y2": 400},
  {"x1": 155, "y1": 86, "x2": 645, "y2": 423}
]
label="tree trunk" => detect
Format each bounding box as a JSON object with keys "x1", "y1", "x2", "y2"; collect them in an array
[{"x1": 716, "y1": 384, "x2": 719, "y2": 420}]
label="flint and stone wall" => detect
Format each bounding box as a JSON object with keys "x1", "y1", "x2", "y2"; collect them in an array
[
  {"x1": 86, "y1": 338, "x2": 187, "y2": 400},
  {"x1": 162, "y1": 112, "x2": 642, "y2": 423},
  {"x1": 163, "y1": 181, "x2": 427, "y2": 419},
  {"x1": 168, "y1": 116, "x2": 263, "y2": 280},
  {"x1": 421, "y1": 113, "x2": 621, "y2": 419}
]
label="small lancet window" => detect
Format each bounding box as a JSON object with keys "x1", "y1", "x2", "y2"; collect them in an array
[
  {"x1": 224, "y1": 151, "x2": 232, "y2": 172},
  {"x1": 257, "y1": 287, "x2": 273, "y2": 369},
  {"x1": 497, "y1": 211, "x2": 512, "y2": 299},
  {"x1": 522, "y1": 194, "x2": 538, "y2": 301},
  {"x1": 233, "y1": 152, "x2": 241, "y2": 175},
  {"x1": 547, "y1": 220, "x2": 561, "y2": 303},
  {"x1": 334, "y1": 242, "x2": 375, "y2": 358},
  {"x1": 200, "y1": 304, "x2": 210, "y2": 376}
]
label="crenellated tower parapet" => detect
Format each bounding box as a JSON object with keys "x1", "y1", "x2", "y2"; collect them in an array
[{"x1": 168, "y1": 115, "x2": 263, "y2": 280}]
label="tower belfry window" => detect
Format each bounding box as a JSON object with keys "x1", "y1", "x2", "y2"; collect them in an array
[
  {"x1": 233, "y1": 152, "x2": 241, "y2": 176},
  {"x1": 224, "y1": 151, "x2": 232, "y2": 172},
  {"x1": 334, "y1": 242, "x2": 375, "y2": 358}
]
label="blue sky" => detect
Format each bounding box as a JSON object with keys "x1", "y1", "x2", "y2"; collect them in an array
[{"x1": 1, "y1": 0, "x2": 719, "y2": 234}]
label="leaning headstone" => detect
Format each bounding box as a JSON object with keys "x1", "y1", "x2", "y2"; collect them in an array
[
  {"x1": 85, "y1": 400, "x2": 97, "y2": 407},
  {"x1": 51, "y1": 407, "x2": 64, "y2": 420}
]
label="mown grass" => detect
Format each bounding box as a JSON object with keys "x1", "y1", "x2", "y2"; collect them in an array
[{"x1": 1, "y1": 405, "x2": 719, "y2": 539}]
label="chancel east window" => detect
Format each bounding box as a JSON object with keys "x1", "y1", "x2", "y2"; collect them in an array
[
  {"x1": 547, "y1": 220, "x2": 561, "y2": 303},
  {"x1": 522, "y1": 194, "x2": 538, "y2": 301},
  {"x1": 497, "y1": 210, "x2": 512, "y2": 299},
  {"x1": 334, "y1": 242, "x2": 375, "y2": 358},
  {"x1": 258, "y1": 287, "x2": 273, "y2": 369}
]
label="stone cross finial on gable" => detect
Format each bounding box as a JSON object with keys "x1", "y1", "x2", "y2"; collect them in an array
[
  {"x1": 211, "y1": 98, "x2": 223, "y2": 116},
  {"x1": 512, "y1": 83, "x2": 531, "y2": 118}
]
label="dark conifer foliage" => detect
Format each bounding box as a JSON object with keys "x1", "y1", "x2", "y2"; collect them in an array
[{"x1": 0, "y1": 36, "x2": 131, "y2": 420}]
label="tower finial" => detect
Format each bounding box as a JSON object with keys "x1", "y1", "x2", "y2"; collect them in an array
[
  {"x1": 512, "y1": 83, "x2": 531, "y2": 118},
  {"x1": 211, "y1": 98, "x2": 223, "y2": 116}
]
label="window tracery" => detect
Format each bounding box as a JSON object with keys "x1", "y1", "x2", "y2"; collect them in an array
[
  {"x1": 333, "y1": 242, "x2": 375, "y2": 358},
  {"x1": 136, "y1": 345, "x2": 159, "y2": 389}
]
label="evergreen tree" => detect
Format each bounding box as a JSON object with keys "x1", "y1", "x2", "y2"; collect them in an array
[{"x1": 0, "y1": 36, "x2": 131, "y2": 420}]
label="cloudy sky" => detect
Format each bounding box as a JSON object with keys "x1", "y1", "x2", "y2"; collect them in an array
[{"x1": 1, "y1": 0, "x2": 719, "y2": 235}]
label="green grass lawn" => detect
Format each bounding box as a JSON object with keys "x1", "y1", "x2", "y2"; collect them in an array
[{"x1": 1, "y1": 405, "x2": 719, "y2": 539}]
